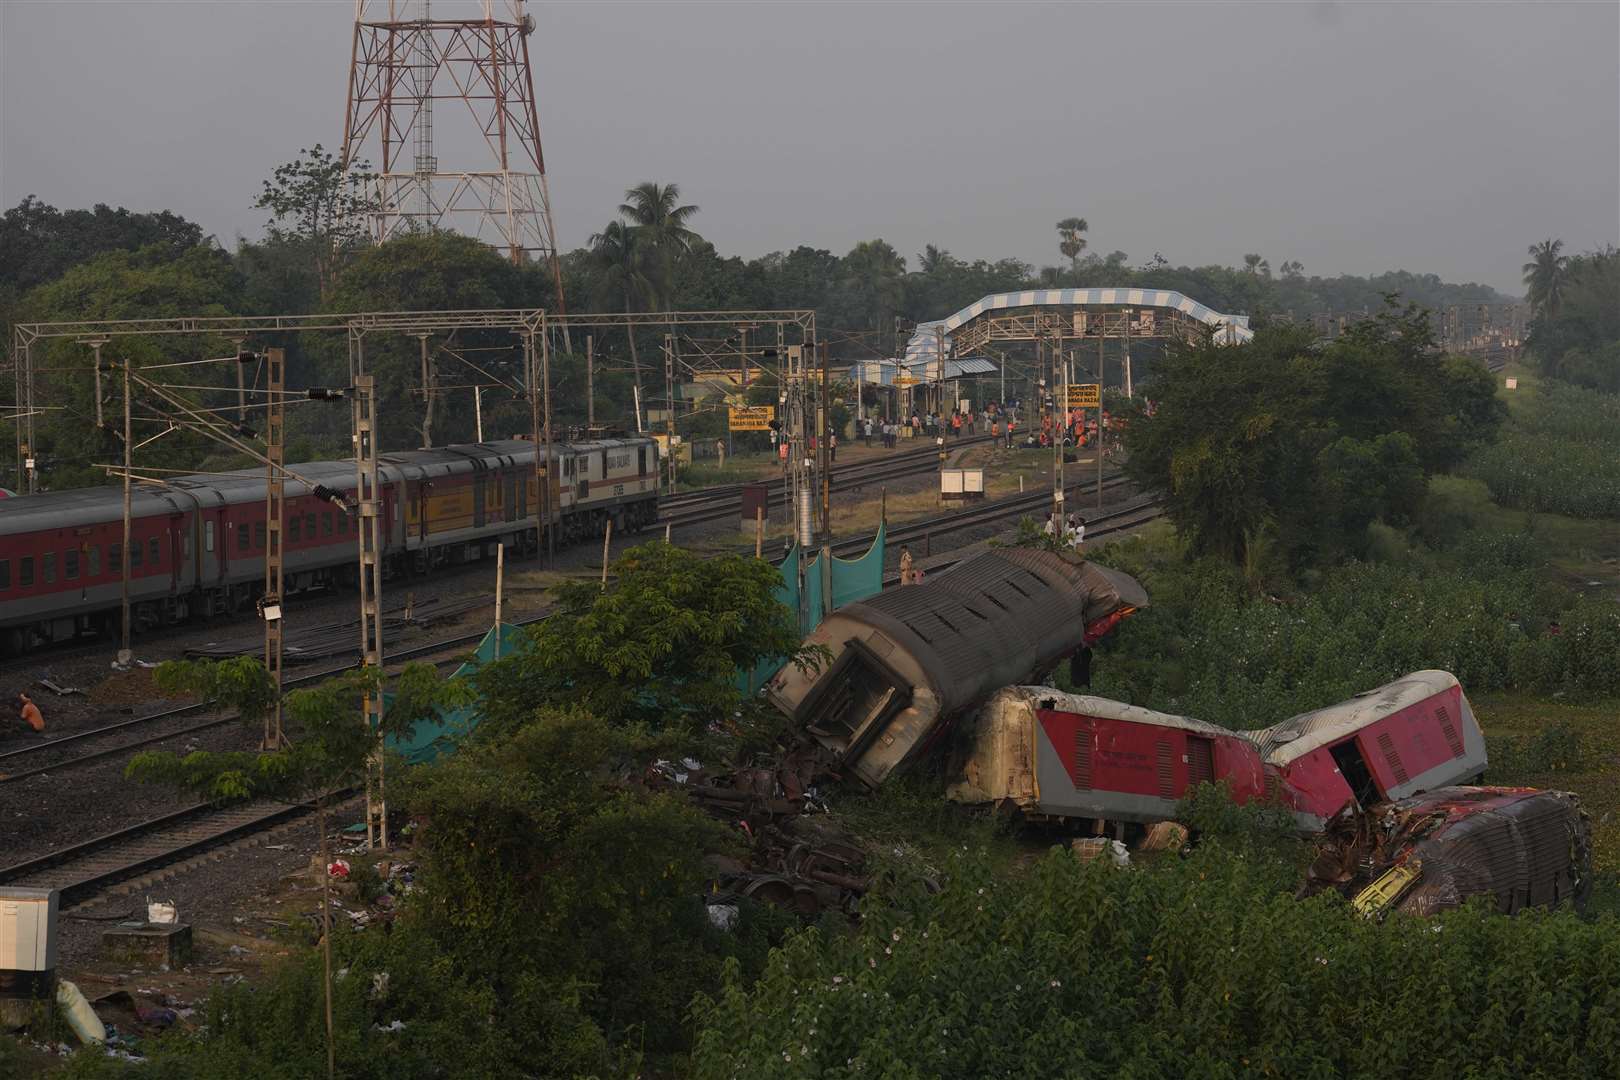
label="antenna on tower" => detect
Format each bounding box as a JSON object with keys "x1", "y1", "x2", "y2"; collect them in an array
[{"x1": 340, "y1": 0, "x2": 566, "y2": 312}]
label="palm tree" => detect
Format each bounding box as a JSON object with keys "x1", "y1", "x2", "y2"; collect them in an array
[
  {"x1": 588, "y1": 219, "x2": 653, "y2": 418},
  {"x1": 840, "y1": 239, "x2": 908, "y2": 330},
  {"x1": 1522, "y1": 239, "x2": 1568, "y2": 317},
  {"x1": 619, "y1": 182, "x2": 701, "y2": 309},
  {"x1": 1056, "y1": 217, "x2": 1088, "y2": 273}
]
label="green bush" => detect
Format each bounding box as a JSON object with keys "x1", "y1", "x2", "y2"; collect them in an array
[
  {"x1": 691, "y1": 845, "x2": 1620, "y2": 1079},
  {"x1": 1468, "y1": 382, "x2": 1620, "y2": 519},
  {"x1": 1084, "y1": 530, "x2": 1620, "y2": 729}
]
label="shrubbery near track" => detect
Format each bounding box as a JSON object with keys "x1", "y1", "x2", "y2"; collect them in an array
[
  {"x1": 1468, "y1": 382, "x2": 1620, "y2": 519},
  {"x1": 690, "y1": 840, "x2": 1620, "y2": 1080}
]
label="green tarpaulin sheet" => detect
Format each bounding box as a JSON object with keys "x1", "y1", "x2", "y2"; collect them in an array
[
  {"x1": 739, "y1": 521, "x2": 886, "y2": 694},
  {"x1": 383, "y1": 621, "x2": 528, "y2": 765}
]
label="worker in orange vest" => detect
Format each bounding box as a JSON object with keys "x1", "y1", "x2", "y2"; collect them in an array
[{"x1": 16, "y1": 692, "x2": 44, "y2": 733}]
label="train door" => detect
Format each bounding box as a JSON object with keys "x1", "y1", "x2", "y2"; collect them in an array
[
  {"x1": 473, "y1": 464, "x2": 487, "y2": 529},
  {"x1": 504, "y1": 468, "x2": 518, "y2": 523},
  {"x1": 1329, "y1": 740, "x2": 1381, "y2": 809},
  {"x1": 168, "y1": 512, "x2": 185, "y2": 596}
]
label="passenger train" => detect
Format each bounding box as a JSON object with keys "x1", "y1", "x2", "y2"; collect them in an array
[{"x1": 0, "y1": 435, "x2": 658, "y2": 654}]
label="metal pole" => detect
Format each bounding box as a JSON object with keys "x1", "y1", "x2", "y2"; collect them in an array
[
  {"x1": 474, "y1": 384, "x2": 484, "y2": 442},
  {"x1": 585, "y1": 333, "x2": 594, "y2": 428},
  {"x1": 493, "y1": 542, "x2": 504, "y2": 660},
  {"x1": 119, "y1": 359, "x2": 132, "y2": 667},
  {"x1": 88, "y1": 339, "x2": 107, "y2": 431},
  {"x1": 417, "y1": 333, "x2": 433, "y2": 448},
  {"x1": 1123, "y1": 309, "x2": 1133, "y2": 398},
  {"x1": 526, "y1": 331, "x2": 543, "y2": 559},
  {"x1": 353, "y1": 371, "x2": 387, "y2": 849},
  {"x1": 664, "y1": 333, "x2": 676, "y2": 493},
  {"x1": 819, "y1": 341, "x2": 832, "y2": 618},
  {"x1": 541, "y1": 327, "x2": 555, "y2": 563},
  {"x1": 1097, "y1": 332, "x2": 1105, "y2": 511},
  {"x1": 264, "y1": 348, "x2": 286, "y2": 748}
]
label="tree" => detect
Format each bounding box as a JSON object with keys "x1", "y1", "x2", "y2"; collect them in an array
[
  {"x1": 127, "y1": 657, "x2": 460, "y2": 1080},
  {"x1": 1243, "y1": 253, "x2": 1271, "y2": 278},
  {"x1": 473, "y1": 541, "x2": 823, "y2": 733},
  {"x1": 255, "y1": 145, "x2": 377, "y2": 301},
  {"x1": 831, "y1": 239, "x2": 907, "y2": 332},
  {"x1": 1524, "y1": 245, "x2": 1619, "y2": 391},
  {"x1": 1122, "y1": 302, "x2": 1505, "y2": 566},
  {"x1": 324, "y1": 232, "x2": 535, "y2": 448},
  {"x1": 618, "y1": 181, "x2": 702, "y2": 310},
  {"x1": 588, "y1": 219, "x2": 654, "y2": 418},
  {"x1": 0, "y1": 195, "x2": 205, "y2": 303},
  {"x1": 1522, "y1": 238, "x2": 1569, "y2": 318},
  {"x1": 1056, "y1": 217, "x2": 1089, "y2": 272}
]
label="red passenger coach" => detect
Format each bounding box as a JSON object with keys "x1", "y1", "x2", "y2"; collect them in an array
[
  {"x1": 948, "y1": 687, "x2": 1268, "y2": 830},
  {"x1": 1250, "y1": 671, "x2": 1487, "y2": 830}
]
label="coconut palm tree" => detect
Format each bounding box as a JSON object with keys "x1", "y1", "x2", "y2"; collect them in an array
[
  {"x1": 619, "y1": 182, "x2": 701, "y2": 309},
  {"x1": 1522, "y1": 239, "x2": 1569, "y2": 317},
  {"x1": 588, "y1": 219, "x2": 654, "y2": 420},
  {"x1": 1056, "y1": 217, "x2": 1088, "y2": 273}
]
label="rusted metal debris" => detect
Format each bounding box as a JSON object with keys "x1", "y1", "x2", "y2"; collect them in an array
[
  {"x1": 637, "y1": 746, "x2": 873, "y2": 918},
  {"x1": 1300, "y1": 786, "x2": 1592, "y2": 918}
]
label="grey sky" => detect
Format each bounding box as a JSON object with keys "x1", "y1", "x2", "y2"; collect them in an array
[{"x1": 3, "y1": 0, "x2": 1616, "y2": 297}]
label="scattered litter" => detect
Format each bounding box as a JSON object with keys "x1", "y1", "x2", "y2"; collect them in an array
[
  {"x1": 263, "y1": 844, "x2": 290, "y2": 851},
  {"x1": 37, "y1": 677, "x2": 84, "y2": 696},
  {"x1": 705, "y1": 904, "x2": 740, "y2": 931},
  {"x1": 1071, "y1": 838, "x2": 1131, "y2": 867},
  {"x1": 145, "y1": 897, "x2": 178, "y2": 925},
  {"x1": 135, "y1": 1005, "x2": 178, "y2": 1029},
  {"x1": 371, "y1": 972, "x2": 390, "y2": 998},
  {"x1": 1136, "y1": 821, "x2": 1190, "y2": 852},
  {"x1": 207, "y1": 968, "x2": 240, "y2": 976},
  {"x1": 327, "y1": 858, "x2": 352, "y2": 880},
  {"x1": 57, "y1": 979, "x2": 107, "y2": 1044},
  {"x1": 374, "y1": 1019, "x2": 406, "y2": 1033},
  {"x1": 341, "y1": 823, "x2": 368, "y2": 835},
  {"x1": 227, "y1": 945, "x2": 248, "y2": 957}
]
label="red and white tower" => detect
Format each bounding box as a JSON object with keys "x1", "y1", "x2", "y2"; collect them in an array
[{"x1": 340, "y1": 1, "x2": 565, "y2": 308}]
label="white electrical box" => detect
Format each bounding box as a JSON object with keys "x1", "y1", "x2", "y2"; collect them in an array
[{"x1": 1, "y1": 887, "x2": 58, "y2": 985}]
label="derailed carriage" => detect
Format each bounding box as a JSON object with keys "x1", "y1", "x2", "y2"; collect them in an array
[{"x1": 765, "y1": 546, "x2": 1145, "y2": 789}]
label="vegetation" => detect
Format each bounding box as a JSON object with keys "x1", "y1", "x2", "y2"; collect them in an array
[
  {"x1": 473, "y1": 541, "x2": 822, "y2": 733},
  {"x1": 690, "y1": 842, "x2": 1620, "y2": 1080},
  {"x1": 1524, "y1": 245, "x2": 1620, "y2": 392},
  {"x1": 1120, "y1": 303, "x2": 1504, "y2": 568},
  {"x1": 1468, "y1": 379, "x2": 1620, "y2": 518}
]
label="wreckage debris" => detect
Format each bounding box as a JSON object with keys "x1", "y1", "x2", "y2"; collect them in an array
[{"x1": 1301, "y1": 786, "x2": 1593, "y2": 918}]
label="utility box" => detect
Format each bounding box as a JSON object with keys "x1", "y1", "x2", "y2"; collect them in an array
[
  {"x1": 740, "y1": 483, "x2": 770, "y2": 529},
  {"x1": 940, "y1": 468, "x2": 985, "y2": 502},
  {"x1": 0, "y1": 887, "x2": 58, "y2": 1000}
]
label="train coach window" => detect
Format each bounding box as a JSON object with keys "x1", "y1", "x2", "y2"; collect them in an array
[
  {"x1": 149, "y1": 537, "x2": 161, "y2": 567},
  {"x1": 19, "y1": 557, "x2": 33, "y2": 588},
  {"x1": 89, "y1": 546, "x2": 100, "y2": 577},
  {"x1": 337, "y1": 511, "x2": 348, "y2": 534},
  {"x1": 43, "y1": 552, "x2": 56, "y2": 584},
  {"x1": 323, "y1": 511, "x2": 333, "y2": 536},
  {"x1": 65, "y1": 549, "x2": 79, "y2": 580},
  {"x1": 238, "y1": 524, "x2": 250, "y2": 551},
  {"x1": 130, "y1": 542, "x2": 142, "y2": 569},
  {"x1": 205, "y1": 521, "x2": 215, "y2": 553},
  {"x1": 0, "y1": 559, "x2": 9, "y2": 590},
  {"x1": 255, "y1": 522, "x2": 267, "y2": 549},
  {"x1": 305, "y1": 513, "x2": 316, "y2": 539},
  {"x1": 108, "y1": 545, "x2": 121, "y2": 575},
  {"x1": 289, "y1": 515, "x2": 301, "y2": 542}
]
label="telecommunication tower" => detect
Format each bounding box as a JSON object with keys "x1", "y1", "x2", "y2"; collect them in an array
[{"x1": 340, "y1": 0, "x2": 565, "y2": 309}]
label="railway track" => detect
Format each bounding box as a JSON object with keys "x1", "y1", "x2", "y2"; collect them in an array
[
  {"x1": 0, "y1": 798, "x2": 318, "y2": 907},
  {"x1": 660, "y1": 434, "x2": 996, "y2": 528}
]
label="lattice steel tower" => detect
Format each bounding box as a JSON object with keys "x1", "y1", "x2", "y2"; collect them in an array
[{"x1": 340, "y1": 0, "x2": 565, "y2": 308}]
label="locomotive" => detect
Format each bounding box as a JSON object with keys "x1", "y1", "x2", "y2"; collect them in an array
[
  {"x1": 0, "y1": 435, "x2": 658, "y2": 654},
  {"x1": 945, "y1": 670, "x2": 1488, "y2": 837}
]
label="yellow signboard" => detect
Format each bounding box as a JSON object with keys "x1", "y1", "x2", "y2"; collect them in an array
[
  {"x1": 729, "y1": 405, "x2": 776, "y2": 432},
  {"x1": 895, "y1": 375, "x2": 920, "y2": 387},
  {"x1": 1066, "y1": 383, "x2": 1101, "y2": 408}
]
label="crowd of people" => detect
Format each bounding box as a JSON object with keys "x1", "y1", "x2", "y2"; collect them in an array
[{"x1": 767, "y1": 396, "x2": 1131, "y2": 462}]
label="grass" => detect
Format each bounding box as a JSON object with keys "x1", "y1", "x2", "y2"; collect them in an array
[{"x1": 1428, "y1": 474, "x2": 1620, "y2": 592}]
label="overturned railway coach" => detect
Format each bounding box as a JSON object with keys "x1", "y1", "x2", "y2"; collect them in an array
[
  {"x1": 0, "y1": 436, "x2": 658, "y2": 653},
  {"x1": 768, "y1": 547, "x2": 1146, "y2": 789},
  {"x1": 943, "y1": 671, "x2": 1488, "y2": 837}
]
